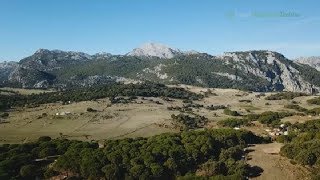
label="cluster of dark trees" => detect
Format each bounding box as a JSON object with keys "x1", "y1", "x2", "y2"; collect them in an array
[
  {"x1": 218, "y1": 111, "x2": 294, "y2": 128},
  {"x1": 0, "y1": 82, "x2": 203, "y2": 112},
  {"x1": 217, "y1": 118, "x2": 250, "y2": 128},
  {"x1": 265, "y1": 92, "x2": 308, "y2": 100},
  {"x1": 109, "y1": 96, "x2": 138, "y2": 104},
  {"x1": 171, "y1": 114, "x2": 208, "y2": 130},
  {"x1": 0, "y1": 129, "x2": 266, "y2": 179},
  {"x1": 206, "y1": 105, "x2": 226, "y2": 111},
  {"x1": 0, "y1": 136, "x2": 98, "y2": 179},
  {"x1": 279, "y1": 120, "x2": 320, "y2": 178},
  {"x1": 253, "y1": 111, "x2": 293, "y2": 126},
  {"x1": 223, "y1": 109, "x2": 240, "y2": 116}
]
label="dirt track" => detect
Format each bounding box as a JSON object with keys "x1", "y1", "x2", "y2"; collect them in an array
[{"x1": 247, "y1": 143, "x2": 310, "y2": 180}]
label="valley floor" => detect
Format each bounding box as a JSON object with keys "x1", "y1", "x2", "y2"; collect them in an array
[{"x1": 0, "y1": 85, "x2": 319, "y2": 179}]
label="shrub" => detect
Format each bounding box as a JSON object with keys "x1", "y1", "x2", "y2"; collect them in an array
[
  {"x1": 38, "y1": 136, "x2": 52, "y2": 142},
  {"x1": 217, "y1": 118, "x2": 249, "y2": 128},
  {"x1": 87, "y1": 107, "x2": 97, "y2": 112},
  {"x1": 20, "y1": 164, "x2": 37, "y2": 177},
  {"x1": 223, "y1": 109, "x2": 240, "y2": 116},
  {"x1": 284, "y1": 104, "x2": 307, "y2": 112},
  {"x1": 266, "y1": 92, "x2": 308, "y2": 100}
]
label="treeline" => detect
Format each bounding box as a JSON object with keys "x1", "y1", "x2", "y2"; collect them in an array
[
  {"x1": 171, "y1": 114, "x2": 208, "y2": 130},
  {"x1": 0, "y1": 129, "x2": 266, "y2": 179},
  {"x1": 265, "y1": 92, "x2": 308, "y2": 100},
  {"x1": 218, "y1": 111, "x2": 294, "y2": 128},
  {"x1": 217, "y1": 118, "x2": 250, "y2": 128},
  {"x1": 0, "y1": 82, "x2": 203, "y2": 111}
]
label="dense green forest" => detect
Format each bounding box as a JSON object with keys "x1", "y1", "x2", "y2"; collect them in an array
[
  {"x1": 0, "y1": 129, "x2": 266, "y2": 179},
  {"x1": 279, "y1": 119, "x2": 320, "y2": 179},
  {"x1": 0, "y1": 82, "x2": 203, "y2": 112}
]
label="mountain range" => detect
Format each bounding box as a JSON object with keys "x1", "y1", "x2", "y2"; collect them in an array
[{"x1": 1, "y1": 43, "x2": 320, "y2": 94}]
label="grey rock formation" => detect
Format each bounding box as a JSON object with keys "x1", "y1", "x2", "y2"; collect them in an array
[
  {"x1": 296, "y1": 56, "x2": 320, "y2": 71},
  {"x1": 126, "y1": 43, "x2": 183, "y2": 58}
]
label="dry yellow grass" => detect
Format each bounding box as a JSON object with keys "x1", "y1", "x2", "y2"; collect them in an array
[
  {"x1": 0, "y1": 87, "x2": 54, "y2": 95},
  {"x1": 0, "y1": 85, "x2": 319, "y2": 144}
]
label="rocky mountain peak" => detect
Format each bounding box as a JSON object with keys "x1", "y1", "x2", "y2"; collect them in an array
[{"x1": 126, "y1": 42, "x2": 183, "y2": 59}]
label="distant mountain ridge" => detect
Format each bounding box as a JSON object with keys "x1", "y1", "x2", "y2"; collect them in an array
[
  {"x1": 296, "y1": 56, "x2": 320, "y2": 71},
  {"x1": 1, "y1": 43, "x2": 320, "y2": 94}
]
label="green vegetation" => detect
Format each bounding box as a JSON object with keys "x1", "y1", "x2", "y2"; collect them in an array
[
  {"x1": 0, "y1": 136, "x2": 98, "y2": 179},
  {"x1": 0, "y1": 129, "x2": 266, "y2": 179},
  {"x1": 171, "y1": 114, "x2": 208, "y2": 130},
  {"x1": 217, "y1": 111, "x2": 292, "y2": 128},
  {"x1": 0, "y1": 82, "x2": 203, "y2": 111},
  {"x1": 308, "y1": 107, "x2": 320, "y2": 116},
  {"x1": 206, "y1": 105, "x2": 226, "y2": 111},
  {"x1": 284, "y1": 104, "x2": 320, "y2": 116},
  {"x1": 278, "y1": 120, "x2": 320, "y2": 178},
  {"x1": 223, "y1": 109, "x2": 240, "y2": 116},
  {"x1": 265, "y1": 92, "x2": 308, "y2": 100},
  {"x1": 217, "y1": 118, "x2": 250, "y2": 128},
  {"x1": 255, "y1": 111, "x2": 293, "y2": 126},
  {"x1": 307, "y1": 97, "x2": 320, "y2": 105},
  {"x1": 284, "y1": 104, "x2": 308, "y2": 112}
]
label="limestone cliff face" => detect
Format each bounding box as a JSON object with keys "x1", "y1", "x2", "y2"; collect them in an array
[{"x1": 220, "y1": 51, "x2": 319, "y2": 93}]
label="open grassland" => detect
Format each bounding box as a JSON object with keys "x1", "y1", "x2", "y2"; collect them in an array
[
  {"x1": 0, "y1": 87, "x2": 54, "y2": 95},
  {"x1": 1, "y1": 85, "x2": 319, "y2": 144}
]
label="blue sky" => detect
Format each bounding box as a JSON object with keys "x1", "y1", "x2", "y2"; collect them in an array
[{"x1": 0, "y1": 0, "x2": 319, "y2": 61}]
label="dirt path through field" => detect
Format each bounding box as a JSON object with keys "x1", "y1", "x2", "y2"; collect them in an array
[{"x1": 247, "y1": 143, "x2": 309, "y2": 180}]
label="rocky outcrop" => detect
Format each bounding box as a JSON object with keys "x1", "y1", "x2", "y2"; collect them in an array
[
  {"x1": 126, "y1": 43, "x2": 183, "y2": 59},
  {"x1": 296, "y1": 56, "x2": 320, "y2": 71},
  {"x1": 220, "y1": 51, "x2": 319, "y2": 93},
  {"x1": 0, "y1": 61, "x2": 18, "y2": 83}
]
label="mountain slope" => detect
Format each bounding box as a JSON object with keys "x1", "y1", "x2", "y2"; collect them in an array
[
  {"x1": 19, "y1": 49, "x2": 93, "y2": 71},
  {"x1": 1, "y1": 45, "x2": 320, "y2": 93},
  {"x1": 296, "y1": 56, "x2": 320, "y2": 71},
  {"x1": 0, "y1": 61, "x2": 18, "y2": 83}
]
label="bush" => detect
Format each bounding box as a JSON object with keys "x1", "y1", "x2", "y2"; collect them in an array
[
  {"x1": 284, "y1": 104, "x2": 307, "y2": 112},
  {"x1": 38, "y1": 136, "x2": 52, "y2": 142},
  {"x1": 307, "y1": 97, "x2": 320, "y2": 105},
  {"x1": 223, "y1": 109, "x2": 240, "y2": 116},
  {"x1": 266, "y1": 92, "x2": 308, "y2": 100},
  {"x1": 206, "y1": 105, "x2": 226, "y2": 111},
  {"x1": 20, "y1": 164, "x2": 37, "y2": 177},
  {"x1": 87, "y1": 107, "x2": 97, "y2": 112},
  {"x1": 295, "y1": 151, "x2": 317, "y2": 166},
  {"x1": 307, "y1": 107, "x2": 320, "y2": 116},
  {"x1": 217, "y1": 118, "x2": 249, "y2": 128},
  {"x1": 256, "y1": 111, "x2": 293, "y2": 126}
]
